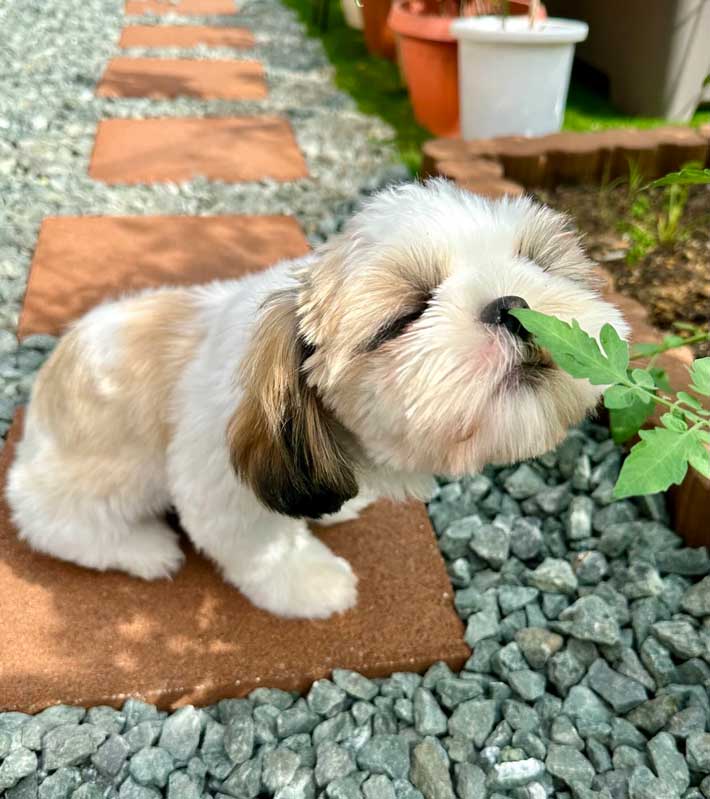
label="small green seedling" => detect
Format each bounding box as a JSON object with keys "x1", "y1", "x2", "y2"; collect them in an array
[{"x1": 619, "y1": 165, "x2": 709, "y2": 263}]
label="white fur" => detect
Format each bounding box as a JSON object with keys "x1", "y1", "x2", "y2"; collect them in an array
[{"x1": 6, "y1": 181, "x2": 627, "y2": 618}]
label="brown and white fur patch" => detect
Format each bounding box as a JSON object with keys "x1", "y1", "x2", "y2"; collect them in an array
[{"x1": 6, "y1": 180, "x2": 628, "y2": 618}]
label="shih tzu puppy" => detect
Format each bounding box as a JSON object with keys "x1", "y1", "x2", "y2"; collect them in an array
[{"x1": 6, "y1": 180, "x2": 627, "y2": 619}]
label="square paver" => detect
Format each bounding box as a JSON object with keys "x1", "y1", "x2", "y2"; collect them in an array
[
  {"x1": 18, "y1": 215, "x2": 311, "y2": 337},
  {"x1": 97, "y1": 58, "x2": 266, "y2": 100},
  {"x1": 88, "y1": 117, "x2": 308, "y2": 184},
  {"x1": 126, "y1": 0, "x2": 237, "y2": 15},
  {"x1": 119, "y1": 24, "x2": 254, "y2": 49},
  {"x1": 0, "y1": 414, "x2": 469, "y2": 712}
]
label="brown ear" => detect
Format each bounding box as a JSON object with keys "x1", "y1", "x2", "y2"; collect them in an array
[{"x1": 227, "y1": 289, "x2": 358, "y2": 519}]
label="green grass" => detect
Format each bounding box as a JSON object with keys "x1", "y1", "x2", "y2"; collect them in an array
[
  {"x1": 564, "y1": 81, "x2": 710, "y2": 132},
  {"x1": 280, "y1": 0, "x2": 428, "y2": 173},
  {"x1": 283, "y1": 0, "x2": 710, "y2": 173}
]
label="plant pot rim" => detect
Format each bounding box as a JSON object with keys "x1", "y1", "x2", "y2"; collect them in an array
[
  {"x1": 388, "y1": 1, "x2": 457, "y2": 43},
  {"x1": 451, "y1": 14, "x2": 588, "y2": 45}
]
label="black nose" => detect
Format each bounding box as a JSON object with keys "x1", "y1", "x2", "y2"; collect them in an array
[{"x1": 480, "y1": 295, "x2": 531, "y2": 340}]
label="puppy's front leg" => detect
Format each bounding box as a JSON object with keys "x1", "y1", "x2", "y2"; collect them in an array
[
  {"x1": 235, "y1": 516, "x2": 358, "y2": 619},
  {"x1": 177, "y1": 494, "x2": 358, "y2": 619},
  {"x1": 312, "y1": 492, "x2": 376, "y2": 527}
]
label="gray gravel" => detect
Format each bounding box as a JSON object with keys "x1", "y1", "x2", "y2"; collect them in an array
[
  {"x1": 3, "y1": 420, "x2": 710, "y2": 798},
  {"x1": 0, "y1": 0, "x2": 405, "y2": 436}
]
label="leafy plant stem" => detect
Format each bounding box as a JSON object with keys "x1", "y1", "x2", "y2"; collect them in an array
[
  {"x1": 648, "y1": 331, "x2": 708, "y2": 352},
  {"x1": 630, "y1": 330, "x2": 710, "y2": 360},
  {"x1": 619, "y1": 377, "x2": 707, "y2": 426}
]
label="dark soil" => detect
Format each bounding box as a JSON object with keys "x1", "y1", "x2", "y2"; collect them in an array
[{"x1": 535, "y1": 183, "x2": 710, "y2": 358}]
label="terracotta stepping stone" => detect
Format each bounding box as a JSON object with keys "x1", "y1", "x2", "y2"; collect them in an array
[
  {"x1": 97, "y1": 58, "x2": 266, "y2": 100},
  {"x1": 119, "y1": 24, "x2": 254, "y2": 49},
  {"x1": 19, "y1": 215, "x2": 310, "y2": 337},
  {"x1": 126, "y1": 0, "x2": 237, "y2": 15},
  {"x1": 89, "y1": 117, "x2": 308, "y2": 184},
  {"x1": 0, "y1": 414, "x2": 468, "y2": 712}
]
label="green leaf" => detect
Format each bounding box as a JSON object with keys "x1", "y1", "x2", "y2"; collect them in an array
[
  {"x1": 510, "y1": 310, "x2": 625, "y2": 385},
  {"x1": 649, "y1": 367, "x2": 671, "y2": 392},
  {"x1": 613, "y1": 427, "x2": 693, "y2": 498},
  {"x1": 648, "y1": 167, "x2": 710, "y2": 189},
  {"x1": 678, "y1": 391, "x2": 703, "y2": 410},
  {"x1": 673, "y1": 321, "x2": 700, "y2": 331},
  {"x1": 631, "y1": 368, "x2": 655, "y2": 389},
  {"x1": 604, "y1": 385, "x2": 637, "y2": 409},
  {"x1": 688, "y1": 435, "x2": 710, "y2": 478},
  {"x1": 690, "y1": 358, "x2": 710, "y2": 396},
  {"x1": 609, "y1": 395, "x2": 655, "y2": 444},
  {"x1": 661, "y1": 413, "x2": 687, "y2": 432},
  {"x1": 630, "y1": 195, "x2": 651, "y2": 217},
  {"x1": 600, "y1": 324, "x2": 629, "y2": 374}
]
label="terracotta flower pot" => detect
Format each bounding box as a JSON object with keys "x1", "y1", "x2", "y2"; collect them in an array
[
  {"x1": 388, "y1": 0, "x2": 547, "y2": 138},
  {"x1": 363, "y1": 0, "x2": 397, "y2": 59},
  {"x1": 389, "y1": 1, "x2": 459, "y2": 136}
]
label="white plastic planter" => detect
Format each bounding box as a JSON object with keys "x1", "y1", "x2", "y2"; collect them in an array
[
  {"x1": 341, "y1": 0, "x2": 364, "y2": 29},
  {"x1": 451, "y1": 15, "x2": 588, "y2": 139}
]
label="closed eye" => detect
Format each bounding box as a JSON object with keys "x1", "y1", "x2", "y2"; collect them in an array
[{"x1": 362, "y1": 296, "x2": 431, "y2": 353}]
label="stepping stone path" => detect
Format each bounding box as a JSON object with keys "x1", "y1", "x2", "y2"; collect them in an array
[
  {"x1": 2, "y1": 0, "x2": 468, "y2": 713},
  {"x1": 19, "y1": 215, "x2": 310, "y2": 337},
  {"x1": 97, "y1": 58, "x2": 267, "y2": 100},
  {"x1": 119, "y1": 24, "x2": 255, "y2": 48},
  {"x1": 90, "y1": 117, "x2": 308, "y2": 183},
  {"x1": 125, "y1": 0, "x2": 237, "y2": 14}
]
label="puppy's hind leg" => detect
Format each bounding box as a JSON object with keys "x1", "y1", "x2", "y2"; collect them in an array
[
  {"x1": 6, "y1": 447, "x2": 184, "y2": 580},
  {"x1": 34, "y1": 512, "x2": 184, "y2": 581}
]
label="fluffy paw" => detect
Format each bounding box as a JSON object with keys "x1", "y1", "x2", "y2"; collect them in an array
[
  {"x1": 240, "y1": 549, "x2": 358, "y2": 619},
  {"x1": 118, "y1": 524, "x2": 185, "y2": 580},
  {"x1": 313, "y1": 494, "x2": 375, "y2": 527},
  {"x1": 314, "y1": 506, "x2": 362, "y2": 527}
]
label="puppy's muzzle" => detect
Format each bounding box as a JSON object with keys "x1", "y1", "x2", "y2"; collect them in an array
[{"x1": 480, "y1": 295, "x2": 531, "y2": 342}]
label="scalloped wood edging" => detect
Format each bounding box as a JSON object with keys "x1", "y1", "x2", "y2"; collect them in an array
[{"x1": 423, "y1": 124, "x2": 710, "y2": 193}]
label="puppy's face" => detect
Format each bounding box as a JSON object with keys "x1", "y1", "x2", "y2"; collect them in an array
[{"x1": 298, "y1": 179, "x2": 628, "y2": 477}]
